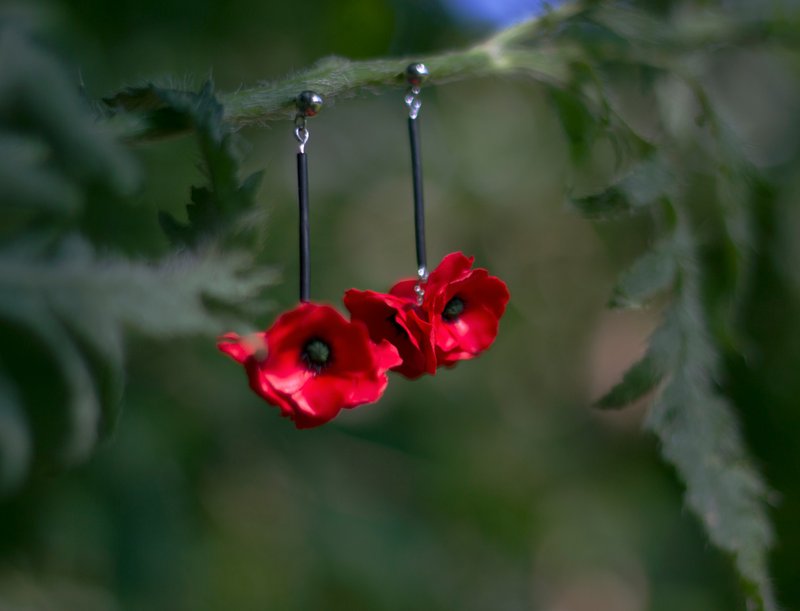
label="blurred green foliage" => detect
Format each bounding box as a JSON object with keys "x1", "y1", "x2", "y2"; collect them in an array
[{"x1": 1, "y1": 0, "x2": 800, "y2": 610}]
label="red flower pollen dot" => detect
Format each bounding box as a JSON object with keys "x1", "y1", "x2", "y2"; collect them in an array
[{"x1": 218, "y1": 302, "x2": 401, "y2": 429}]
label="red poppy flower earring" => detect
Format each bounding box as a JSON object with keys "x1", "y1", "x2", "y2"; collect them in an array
[
  {"x1": 345, "y1": 64, "x2": 511, "y2": 377},
  {"x1": 218, "y1": 92, "x2": 401, "y2": 429}
]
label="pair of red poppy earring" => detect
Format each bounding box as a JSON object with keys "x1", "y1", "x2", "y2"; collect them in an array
[{"x1": 218, "y1": 64, "x2": 510, "y2": 429}]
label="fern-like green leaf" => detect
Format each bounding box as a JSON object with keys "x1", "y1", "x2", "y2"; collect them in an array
[
  {"x1": 0, "y1": 374, "x2": 30, "y2": 495},
  {"x1": 608, "y1": 242, "x2": 678, "y2": 309},
  {"x1": 549, "y1": 83, "x2": 601, "y2": 164},
  {"x1": 570, "y1": 186, "x2": 631, "y2": 218},
  {"x1": 0, "y1": 32, "x2": 275, "y2": 493},
  {"x1": 595, "y1": 350, "x2": 665, "y2": 410},
  {"x1": 570, "y1": 154, "x2": 674, "y2": 219},
  {"x1": 0, "y1": 29, "x2": 138, "y2": 201},
  {"x1": 581, "y1": 54, "x2": 776, "y2": 600},
  {"x1": 598, "y1": 216, "x2": 776, "y2": 609},
  {"x1": 646, "y1": 266, "x2": 776, "y2": 611},
  {"x1": 0, "y1": 237, "x2": 274, "y2": 490},
  {"x1": 595, "y1": 242, "x2": 678, "y2": 409},
  {"x1": 110, "y1": 82, "x2": 264, "y2": 247}
]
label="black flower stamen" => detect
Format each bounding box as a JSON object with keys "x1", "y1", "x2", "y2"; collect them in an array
[
  {"x1": 442, "y1": 296, "x2": 465, "y2": 322},
  {"x1": 301, "y1": 337, "x2": 332, "y2": 372}
]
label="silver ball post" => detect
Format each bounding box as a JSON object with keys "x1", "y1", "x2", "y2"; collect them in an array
[
  {"x1": 405, "y1": 63, "x2": 429, "y2": 89},
  {"x1": 296, "y1": 90, "x2": 324, "y2": 117}
]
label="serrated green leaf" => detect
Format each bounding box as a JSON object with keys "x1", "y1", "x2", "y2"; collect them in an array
[
  {"x1": 0, "y1": 238, "x2": 274, "y2": 339},
  {"x1": 596, "y1": 300, "x2": 680, "y2": 410},
  {"x1": 104, "y1": 85, "x2": 194, "y2": 139},
  {"x1": 549, "y1": 85, "x2": 600, "y2": 164},
  {"x1": 0, "y1": 235, "x2": 275, "y2": 493},
  {"x1": 128, "y1": 82, "x2": 265, "y2": 248},
  {"x1": 617, "y1": 156, "x2": 676, "y2": 207},
  {"x1": 646, "y1": 310, "x2": 777, "y2": 610},
  {"x1": 570, "y1": 186, "x2": 630, "y2": 218},
  {"x1": 590, "y1": 5, "x2": 675, "y2": 47},
  {"x1": 596, "y1": 351, "x2": 665, "y2": 410},
  {"x1": 51, "y1": 285, "x2": 127, "y2": 439},
  {"x1": 0, "y1": 29, "x2": 147, "y2": 490},
  {"x1": 0, "y1": 373, "x2": 31, "y2": 495},
  {"x1": 609, "y1": 243, "x2": 678, "y2": 309},
  {"x1": 643, "y1": 222, "x2": 775, "y2": 609},
  {"x1": 599, "y1": 207, "x2": 776, "y2": 607},
  {"x1": 0, "y1": 135, "x2": 81, "y2": 215},
  {"x1": 0, "y1": 26, "x2": 139, "y2": 251},
  {"x1": 0, "y1": 295, "x2": 102, "y2": 467},
  {"x1": 0, "y1": 29, "x2": 138, "y2": 197},
  {"x1": 570, "y1": 155, "x2": 675, "y2": 219}
]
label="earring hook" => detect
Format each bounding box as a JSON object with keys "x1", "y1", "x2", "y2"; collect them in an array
[
  {"x1": 404, "y1": 64, "x2": 430, "y2": 302},
  {"x1": 294, "y1": 91, "x2": 323, "y2": 302}
]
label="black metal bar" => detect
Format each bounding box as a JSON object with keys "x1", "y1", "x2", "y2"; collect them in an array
[
  {"x1": 408, "y1": 115, "x2": 427, "y2": 273},
  {"x1": 297, "y1": 151, "x2": 310, "y2": 302}
]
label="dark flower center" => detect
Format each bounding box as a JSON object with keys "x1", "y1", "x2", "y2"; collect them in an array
[
  {"x1": 301, "y1": 338, "x2": 332, "y2": 372},
  {"x1": 442, "y1": 296, "x2": 465, "y2": 322}
]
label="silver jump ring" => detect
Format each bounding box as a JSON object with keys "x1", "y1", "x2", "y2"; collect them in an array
[
  {"x1": 413, "y1": 283, "x2": 425, "y2": 306},
  {"x1": 405, "y1": 91, "x2": 422, "y2": 120},
  {"x1": 294, "y1": 126, "x2": 309, "y2": 144},
  {"x1": 294, "y1": 115, "x2": 309, "y2": 152},
  {"x1": 413, "y1": 266, "x2": 428, "y2": 306}
]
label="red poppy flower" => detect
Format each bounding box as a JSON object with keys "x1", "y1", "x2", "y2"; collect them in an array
[
  {"x1": 218, "y1": 302, "x2": 401, "y2": 429},
  {"x1": 417, "y1": 252, "x2": 510, "y2": 366},
  {"x1": 347, "y1": 252, "x2": 509, "y2": 374},
  {"x1": 343, "y1": 289, "x2": 436, "y2": 379}
]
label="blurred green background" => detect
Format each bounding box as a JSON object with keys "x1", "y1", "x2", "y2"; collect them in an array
[{"x1": 1, "y1": 0, "x2": 799, "y2": 610}]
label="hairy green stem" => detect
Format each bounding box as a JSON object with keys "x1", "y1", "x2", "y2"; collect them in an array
[
  {"x1": 109, "y1": 1, "x2": 784, "y2": 141},
  {"x1": 217, "y1": 2, "x2": 587, "y2": 127}
]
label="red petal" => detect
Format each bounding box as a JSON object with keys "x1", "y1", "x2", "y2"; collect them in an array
[
  {"x1": 345, "y1": 289, "x2": 436, "y2": 379},
  {"x1": 217, "y1": 333, "x2": 254, "y2": 363},
  {"x1": 371, "y1": 338, "x2": 402, "y2": 372},
  {"x1": 341, "y1": 372, "x2": 389, "y2": 407},
  {"x1": 448, "y1": 273, "x2": 510, "y2": 319},
  {"x1": 401, "y1": 311, "x2": 437, "y2": 376},
  {"x1": 425, "y1": 252, "x2": 474, "y2": 296},
  {"x1": 244, "y1": 359, "x2": 295, "y2": 418},
  {"x1": 266, "y1": 302, "x2": 345, "y2": 352},
  {"x1": 262, "y1": 365, "x2": 314, "y2": 395},
  {"x1": 326, "y1": 318, "x2": 378, "y2": 376},
  {"x1": 345, "y1": 290, "x2": 418, "y2": 349},
  {"x1": 290, "y1": 377, "x2": 347, "y2": 427},
  {"x1": 388, "y1": 279, "x2": 418, "y2": 301},
  {"x1": 435, "y1": 304, "x2": 500, "y2": 364}
]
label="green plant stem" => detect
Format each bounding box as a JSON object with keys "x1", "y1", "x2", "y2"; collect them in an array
[
  {"x1": 108, "y1": 1, "x2": 789, "y2": 142},
  {"x1": 219, "y1": 2, "x2": 586, "y2": 127},
  {"x1": 103, "y1": 2, "x2": 586, "y2": 141}
]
